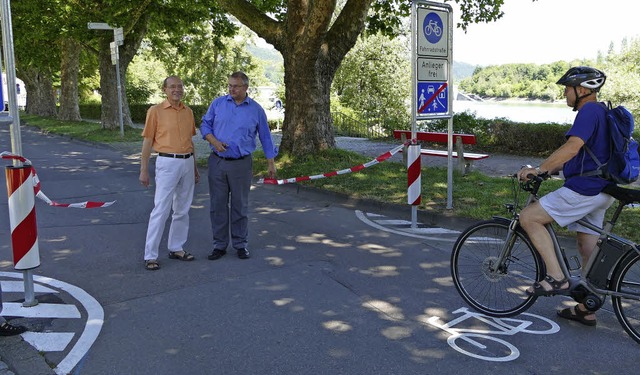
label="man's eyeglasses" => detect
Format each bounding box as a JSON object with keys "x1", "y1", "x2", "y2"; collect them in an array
[
  {"x1": 167, "y1": 84, "x2": 184, "y2": 90},
  {"x1": 228, "y1": 84, "x2": 246, "y2": 89}
]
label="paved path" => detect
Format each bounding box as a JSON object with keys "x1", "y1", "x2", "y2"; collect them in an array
[{"x1": 4, "y1": 126, "x2": 640, "y2": 374}]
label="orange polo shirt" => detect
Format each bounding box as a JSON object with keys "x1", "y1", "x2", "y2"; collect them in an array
[{"x1": 141, "y1": 99, "x2": 196, "y2": 154}]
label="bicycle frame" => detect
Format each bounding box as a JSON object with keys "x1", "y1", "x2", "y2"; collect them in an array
[{"x1": 491, "y1": 176, "x2": 640, "y2": 308}]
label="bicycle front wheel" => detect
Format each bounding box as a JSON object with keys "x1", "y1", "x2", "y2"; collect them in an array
[
  {"x1": 611, "y1": 251, "x2": 640, "y2": 344},
  {"x1": 451, "y1": 219, "x2": 543, "y2": 317}
]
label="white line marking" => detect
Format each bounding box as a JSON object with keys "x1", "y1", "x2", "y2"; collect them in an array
[
  {"x1": 375, "y1": 219, "x2": 413, "y2": 225},
  {"x1": 1, "y1": 280, "x2": 57, "y2": 293},
  {"x1": 404, "y1": 227, "x2": 460, "y2": 235},
  {"x1": 3, "y1": 302, "x2": 80, "y2": 318},
  {"x1": 355, "y1": 210, "x2": 458, "y2": 242},
  {"x1": 21, "y1": 332, "x2": 75, "y2": 352}
]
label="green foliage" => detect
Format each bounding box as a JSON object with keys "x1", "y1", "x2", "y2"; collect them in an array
[
  {"x1": 20, "y1": 114, "x2": 141, "y2": 142},
  {"x1": 600, "y1": 37, "x2": 640, "y2": 118},
  {"x1": 125, "y1": 46, "x2": 167, "y2": 104},
  {"x1": 396, "y1": 111, "x2": 567, "y2": 156},
  {"x1": 332, "y1": 33, "x2": 411, "y2": 135},
  {"x1": 147, "y1": 24, "x2": 262, "y2": 105},
  {"x1": 459, "y1": 62, "x2": 576, "y2": 101},
  {"x1": 79, "y1": 103, "x2": 209, "y2": 127}
]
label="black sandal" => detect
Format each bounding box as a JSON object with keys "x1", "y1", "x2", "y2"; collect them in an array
[
  {"x1": 558, "y1": 305, "x2": 597, "y2": 327},
  {"x1": 0, "y1": 321, "x2": 27, "y2": 336},
  {"x1": 526, "y1": 275, "x2": 569, "y2": 297}
]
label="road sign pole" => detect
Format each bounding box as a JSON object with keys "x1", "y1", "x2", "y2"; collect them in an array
[
  {"x1": 413, "y1": 0, "x2": 453, "y2": 210},
  {"x1": 1, "y1": 0, "x2": 38, "y2": 307}
]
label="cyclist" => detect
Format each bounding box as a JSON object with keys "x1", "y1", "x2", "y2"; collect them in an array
[{"x1": 516, "y1": 66, "x2": 614, "y2": 327}]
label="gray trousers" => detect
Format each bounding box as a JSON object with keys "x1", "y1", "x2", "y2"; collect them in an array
[{"x1": 207, "y1": 153, "x2": 253, "y2": 250}]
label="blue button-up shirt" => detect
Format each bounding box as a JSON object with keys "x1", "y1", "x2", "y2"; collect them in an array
[{"x1": 201, "y1": 94, "x2": 277, "y2": 159}]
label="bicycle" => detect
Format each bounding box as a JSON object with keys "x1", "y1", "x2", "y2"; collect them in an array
[
  {"x1": 450, "y1": 173, "x2": 640, "y2": 344},
  {"x1": 424, "y1": 20, "x2": 442, "y2": 37}
]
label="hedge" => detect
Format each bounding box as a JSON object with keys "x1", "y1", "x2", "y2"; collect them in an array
[{"x1": 79, "y1": 103, "x2": 277, "y2": 130}]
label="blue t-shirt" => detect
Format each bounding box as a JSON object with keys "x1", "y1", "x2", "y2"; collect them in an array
[
  {"x1": 563, "y1": 101, "x2": 611, "y2": 195},
  {"x1": 200, "y1": 95, "x2": 277, "y2": 159}
]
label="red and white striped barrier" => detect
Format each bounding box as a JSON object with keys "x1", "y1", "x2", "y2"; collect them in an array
[
  {"x1": 5, "y1": 165, "x2": 40, "y2": 269},
  {"x1": 406, "y1": 143, "x2": 421, "y2": 205},
  {"x1": 257, "y1": 141, "x2": 411, "y2": 185},
  {"x1": 1, "y1": 152, "x2": 115, "y2": 208}
]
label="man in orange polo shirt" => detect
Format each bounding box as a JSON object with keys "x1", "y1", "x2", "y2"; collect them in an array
[{"x1": 139, "y1": 76, "x2": 199, "y2": 270}]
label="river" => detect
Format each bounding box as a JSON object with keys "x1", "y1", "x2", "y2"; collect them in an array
[{"x1": 453, "y1": 100, "x2": 576, "y2": 125}]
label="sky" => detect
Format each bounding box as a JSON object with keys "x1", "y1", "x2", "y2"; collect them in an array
[{"x1": 451, "y1": 0, "x2": 639, "y2": 66}]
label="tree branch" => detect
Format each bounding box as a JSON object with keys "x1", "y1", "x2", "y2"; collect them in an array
[{"x1": 217, "y1": 0, "x2": 285, "y2": 50}]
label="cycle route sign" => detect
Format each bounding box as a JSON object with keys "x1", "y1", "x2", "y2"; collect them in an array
[{"x1": 413, "y1": 1, "x2": 453, "y2": 119}]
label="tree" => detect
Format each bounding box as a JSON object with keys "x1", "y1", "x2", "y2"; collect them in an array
[
  {"x1": 602, "y1": 37, "x2": 640, "y2": 118},
  {"x1": 216, "y1": 0, "x2": 507, "y2": 156},
  {"x1": 10, "y1": 0, "x2": 61, "y2": 116},
  {"x1": 333, "y1": 32, "x2": 411, "y2": 132},
  {"x1": 148, "y1": 22, "x2": 258, "y2": 105}
]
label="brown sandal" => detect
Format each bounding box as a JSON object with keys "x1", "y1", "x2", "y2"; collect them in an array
[
  {"x1": 145, "y1": 259, "x2": 160, "y2": 271},
  {"x1": 168, "y1": 251, "x2": 195, "y2": 261},
  {"x1": 526, "y1": 275, "x2": 569, "y2": 297}
]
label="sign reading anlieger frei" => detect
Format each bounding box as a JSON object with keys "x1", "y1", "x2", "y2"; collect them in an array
[{"x1": 413, "y1": 1, "x2": 452, "y2": 119}]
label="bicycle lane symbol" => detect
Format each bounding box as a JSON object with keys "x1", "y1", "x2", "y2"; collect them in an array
[
  {"x1": 425, "y1": 307, "x2": 560, "y2": 362},
  {"x1": 0, "y1": 271, "x2": 104, "y2": 375}
]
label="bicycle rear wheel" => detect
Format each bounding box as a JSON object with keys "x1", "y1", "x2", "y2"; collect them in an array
[
  {"x1": 611, "y1": 251, "x2": 640, "y2": 344},
  {"x1": 451, "y1": 219, "x2": 543, "y2": 317}
]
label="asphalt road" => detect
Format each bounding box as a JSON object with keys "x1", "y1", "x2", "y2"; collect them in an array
[{"x1": 0, "y1": 125, "x2": 636, "y2": 375}]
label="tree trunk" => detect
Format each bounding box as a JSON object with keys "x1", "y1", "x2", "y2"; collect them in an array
[
  {"x1": 19, "y1": 67, "x2": 57, "y2": 117},
  {"x1": 279, "y1": 53, "x2": 336, "y2": 154},
  {"x1": 58, "y1": 38, "x2": 82, "y2": 121}
]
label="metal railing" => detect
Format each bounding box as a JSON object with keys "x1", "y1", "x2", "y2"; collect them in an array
[{"x1": 331, "y1": 112, "x2": 393, "y2": 139}]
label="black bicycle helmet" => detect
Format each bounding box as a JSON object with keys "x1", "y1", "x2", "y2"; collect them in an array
[{"x1": 556, "y1": 66, "x2": 606, "y2": 91}]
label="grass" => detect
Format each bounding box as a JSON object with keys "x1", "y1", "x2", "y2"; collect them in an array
[
  {"x1": 20, "y1": 112, "x2": 640, "y2": 242},
  {"x1": 20, "y1": 114, "x2": 142, "y2": 143}
]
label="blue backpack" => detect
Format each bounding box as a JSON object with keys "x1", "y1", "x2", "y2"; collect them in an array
[{"x1": 584, "y1": 102, "x2": 640, "y2": 184}]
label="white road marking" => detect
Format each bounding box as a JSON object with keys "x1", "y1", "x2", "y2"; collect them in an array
[
  {"x1": 3, "y1": 302, "x2": 80, "y2": 318},
  {"x1": 1, "y1": 280, "x2": 57, "y2": 293},
  {"x1": 0, "y1": 271, "x2": 104, "y2": 375},
  {"x1": 355, "y1": 210, "x2": 460, "y2": 242},
  {"x1": 21, "y1": 332, "x2": 75, "y2": 351}
]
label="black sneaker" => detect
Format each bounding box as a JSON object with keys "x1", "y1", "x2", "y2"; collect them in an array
[
  {"x1": 236, "y1": 248, "x2": 250, "y2": 259},
  {"x1": 0, "y1": 321, "x2": 27, "y2": 336},
  {"x1": 207, "y1": 249, "x2": 227, "y2": 260}
]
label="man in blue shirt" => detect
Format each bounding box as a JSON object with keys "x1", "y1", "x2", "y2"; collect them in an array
[
  {"x1": 201, "y1": 72, "x2": 277, "y2": 260},
  {"x1": 517, "y1": 67, "x2": 613, "y2": 326}
]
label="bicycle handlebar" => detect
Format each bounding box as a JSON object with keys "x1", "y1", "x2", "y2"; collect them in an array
[{"x1": 519, "y1": 172, "x2": 550, "y2": 195}]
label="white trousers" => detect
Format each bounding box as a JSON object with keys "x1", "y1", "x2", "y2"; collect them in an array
[{"x1": 144, "y1": 156, "x2": 195, "y2": 261}]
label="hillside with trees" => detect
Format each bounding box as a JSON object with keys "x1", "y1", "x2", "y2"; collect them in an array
[{"x1": 457, "y1": 37, "x2": 640, "y2": 118}]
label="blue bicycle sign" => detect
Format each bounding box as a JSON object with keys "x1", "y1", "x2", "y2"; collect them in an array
[{"x1": 423, "y1": 12, "x2": 443, "y2": 44}]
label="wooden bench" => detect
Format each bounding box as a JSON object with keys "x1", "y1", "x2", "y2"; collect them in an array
[{"x1": 393, "y1": 130, "x2": 490, "y2": 175}]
